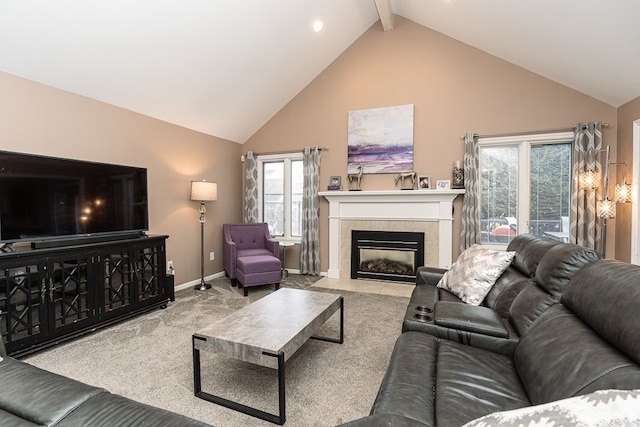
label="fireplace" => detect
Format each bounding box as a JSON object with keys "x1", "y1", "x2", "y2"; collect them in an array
[{"x1": 351, "y1": 230, "x2": 425, "y2": 283}]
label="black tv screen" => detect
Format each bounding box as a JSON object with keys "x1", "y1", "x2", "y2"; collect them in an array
[{"x1": 0, "y1": 150, "x2": 148, "y2": 243}]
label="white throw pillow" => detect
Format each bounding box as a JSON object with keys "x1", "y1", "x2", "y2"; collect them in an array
[
  {"x1": 462, "y1": 389, "x2": 640, "y2": 427},
  {"x1": 437, "y1": 244, "x2": 515, "y2": 305}
]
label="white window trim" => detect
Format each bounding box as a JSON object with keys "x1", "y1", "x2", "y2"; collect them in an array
[
  {"x1": 256, "y1": 152, "x2": 303, "y2": 243},
  {"x1": 479, "y1": 132, "x2": 574, "y2": 249}
]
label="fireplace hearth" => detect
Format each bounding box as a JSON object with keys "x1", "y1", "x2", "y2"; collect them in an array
[{"x1": 351, "y1": 230, "x2": 424, "y2": 283}]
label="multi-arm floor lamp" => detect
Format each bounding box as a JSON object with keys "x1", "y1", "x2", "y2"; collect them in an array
[
  {"x1": 190, "y1": 181, "x2": 217, "y2": 291},
  {"x1": 581, "y1": 146, "x2": 632, "y2": 257}
]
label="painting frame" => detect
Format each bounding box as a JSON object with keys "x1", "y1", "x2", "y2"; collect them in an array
[
  {"x1": 418, "y1": 175, "x2": 431, "y2": 190},
  {"x1": 347, "y1": 104, "x2": 414, "y2": 174}
]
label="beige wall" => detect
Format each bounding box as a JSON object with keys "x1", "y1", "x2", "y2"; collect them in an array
[
  {"x1": 0, "y1": 71, "x2": 243, "y2": 285},
  {"x1": 615, "y1": 95, "x2": 640, "y2": 262},
  {"x1": 244, "y1": 16, "x2": 618, "y2": 270},
  {"x1": 1, "y1": 16, "x2": 631, "y2": 281}
]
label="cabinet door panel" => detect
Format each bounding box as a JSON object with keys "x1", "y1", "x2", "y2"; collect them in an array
[
  {"x1": 0, "y1": 260, "x2": 46, "y2": 353},
  {"x1": 102, "y1": 249, "x2": 135, "y2": 318},
  {"x1": 48, "y1": 253, "x2": 96, "y2": 335},
  {"x1": 134, "y1": 242, "x2": 165, "y2": 306}
]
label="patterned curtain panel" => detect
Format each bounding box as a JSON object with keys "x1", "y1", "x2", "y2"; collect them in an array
[
  {"x1": 461, "y1": 132, "x2": 481, "y2": 252},
  {"x1": 300, "y1": 146, "x2": 321, "y2": 275},
  {"x1": 570, "y1": 122, "x2": 602, "y2": 250},
  {"x1": 244, "y1": 151, "x2": 259, "y2": 223}
]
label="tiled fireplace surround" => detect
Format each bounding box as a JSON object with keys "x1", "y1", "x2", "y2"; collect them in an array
[{"x1": 319, "y1": 190, "x2": 464, "y2": 280}]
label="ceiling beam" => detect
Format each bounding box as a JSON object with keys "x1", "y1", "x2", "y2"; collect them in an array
[{"x1": 374, "y1": 0, "x2": 394, "y2": 31}]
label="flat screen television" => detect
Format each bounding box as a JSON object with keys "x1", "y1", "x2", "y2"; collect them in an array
[{"x1": 0, "y1": 150, "x2": 148, "y2": 247}]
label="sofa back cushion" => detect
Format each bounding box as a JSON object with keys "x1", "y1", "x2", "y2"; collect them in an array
[
  {"x1": 561, "y1": 259, "x2": 640, "y2": 364},
  {"x1": 514, "y1": 259, "x2": 640, "y2": 404},
  {"x1": 483, "y1": 234, "x2": 560, "y2": 316},
  {"x1": 515, "y1": 307, "x2": 640, "y2": 405},
  {"x1": 508, "y1": 243, "x2": 599, "y2": 336},
  {"x1": 505, "y1": 234, "x2": 560, "y2": 278}
]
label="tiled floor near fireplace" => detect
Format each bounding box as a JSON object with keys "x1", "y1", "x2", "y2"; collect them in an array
[{"x1": 311, "y1": 276, "x2": 414, "y2": 298}]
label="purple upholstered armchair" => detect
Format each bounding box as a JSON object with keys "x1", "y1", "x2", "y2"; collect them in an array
[{"x1": 223, "y1": 223, "x2": 280, "y2": 280}]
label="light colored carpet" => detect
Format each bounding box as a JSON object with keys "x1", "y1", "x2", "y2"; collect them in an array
[{"x1": 24, "y1": 275, "x2": 409, "y2": 427}]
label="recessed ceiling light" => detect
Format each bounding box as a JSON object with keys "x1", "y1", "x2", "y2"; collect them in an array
[{"x1": 312, "y1": 20, "x2": 324, "y2": 32}]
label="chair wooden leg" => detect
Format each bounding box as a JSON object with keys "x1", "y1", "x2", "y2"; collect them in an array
[
  {"x1": 244, "y1": 287, "x2": 248, "y2": 297},
  {"x1": 231, "y1": 278, "x2": 237, "y2": 287},
  {"x1": 275, "y1": 283, "x2": 280, "y2": 291}
]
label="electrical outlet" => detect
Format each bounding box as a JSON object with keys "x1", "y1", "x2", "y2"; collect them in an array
[
  {"x1": 209, "y1": 252, "x2": 215, "y2": 261},
  {"x1": 167, "y1": 260, "x2": 175, "y2": 275}
]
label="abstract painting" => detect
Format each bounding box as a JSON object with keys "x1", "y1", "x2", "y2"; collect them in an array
[{"x1": 347, "y1": 104, "x2": 414, "y2": 174}]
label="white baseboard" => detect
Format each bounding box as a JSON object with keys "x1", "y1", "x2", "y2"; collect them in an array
[
  {"x1": 174, "y1": 271, "x2": 226, "y2": 292},
  {"x1": 173, "y1": 269, "x2": 327, "y2": 292}
]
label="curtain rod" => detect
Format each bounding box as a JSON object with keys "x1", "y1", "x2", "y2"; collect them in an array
[
  {"x1": 459, "y1": 123, "x2": 610, "y2": 140},
  {"x1": 248, "y1": 147, "x2": 329, "y2": 156}
]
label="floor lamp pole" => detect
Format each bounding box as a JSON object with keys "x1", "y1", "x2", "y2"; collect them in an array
[{"x1": 196, "y1": 202, "x2": 211, "y2": 290}]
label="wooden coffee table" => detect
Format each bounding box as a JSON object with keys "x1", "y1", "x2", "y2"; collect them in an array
[{"x1": 192, "y1": 288, "x2": 344, "y2": 425}]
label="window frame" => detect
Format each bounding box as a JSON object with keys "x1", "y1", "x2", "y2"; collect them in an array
[
  {"x1": 256, "y1": 152, "x2": 303, "y2": 243},
  {"x1": 478, "y1": 131, "x2": 574, "y2": 249}
]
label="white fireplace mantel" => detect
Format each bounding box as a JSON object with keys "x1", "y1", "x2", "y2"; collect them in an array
[{"x1": 319, "y1": 190, "x2": 464, "y2": 279}]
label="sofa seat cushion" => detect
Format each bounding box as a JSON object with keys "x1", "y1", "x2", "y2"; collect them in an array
[
  {"x1": 0, "y1": 356, "x2": 106, "y2": 426},
  {"x1": 437, "y1": 245, "x2": 516, "y2": 305},
  {"x1": 435, "y1": 338, "x2": 530, "y2": 426},
  {"x1": 372, "y1": 332, "x2": 530, "y2": 427},
  {"x1": 58, "y1": 393, "x2": 210, "y2": 427}
]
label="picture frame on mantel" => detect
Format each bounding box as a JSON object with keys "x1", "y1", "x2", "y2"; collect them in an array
[
  {"x1": 436, "y1": 179, "x2": 451, "y2": 190},
  {"x1": 328, "y1": 175, "x2": 342, "y2": 191},
  {"x1": 418, "y1": 175, "x2": 431, "y2": 190}
]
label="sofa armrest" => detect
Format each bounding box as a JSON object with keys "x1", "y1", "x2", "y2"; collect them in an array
[
  {"x1": 416, "y1": 266, "x2": 447, "y2": 286},
  {"x1": 434, "y1": 301, "x2": 509, "y2": 338}
]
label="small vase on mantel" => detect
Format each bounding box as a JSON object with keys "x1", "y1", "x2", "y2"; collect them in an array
[{"x1": 452, "y1": 161, "x2": 464, "y2": 189}]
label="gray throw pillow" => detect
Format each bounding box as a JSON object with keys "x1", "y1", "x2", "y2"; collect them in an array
[{"x1": 437, "y1": 244, "x2": 515, "y2": 305}]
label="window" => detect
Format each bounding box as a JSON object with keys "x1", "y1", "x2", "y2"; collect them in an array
[
  {"x1": 257, "y1": 153, "x2": 303, "y2": 240},
  {"x1": 479, "y1": 132, "x2": 573, "y2": 247}
]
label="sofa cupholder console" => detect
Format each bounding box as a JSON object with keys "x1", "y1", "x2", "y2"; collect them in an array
[
  {"x1": 413, "y1": 313, "x2": 432, "y2": 322},
  {"x1": 414, "y1": 306, "x2": 433, "y2": 322}
]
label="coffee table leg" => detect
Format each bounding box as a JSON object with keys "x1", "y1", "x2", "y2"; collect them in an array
[
  {"x1": 193, "y1": 336, "x2": 203, "y2": 395},
  {"x1": 192, "y1": 336, "x2": 286, "y2": 425},
  {"x1": 311, "y1": 296, "x2": 344, "y2": 344}
]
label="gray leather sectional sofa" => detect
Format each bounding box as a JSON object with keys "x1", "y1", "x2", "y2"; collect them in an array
[
  {"x1": 341, "y1": 238, "x2": 640, "y2": 426},
  {"x1": 0, "y1": 339, "x2": 211, "y2": 426}
]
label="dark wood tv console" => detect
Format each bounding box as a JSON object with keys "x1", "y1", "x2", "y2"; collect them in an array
[{"x1": 0, "y1": 235, "x2": 171, "y2": 357}]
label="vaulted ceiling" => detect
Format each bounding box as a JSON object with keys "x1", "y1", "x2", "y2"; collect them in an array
[{"x1": 1, "y1": 0, "x2": 638, "y2": 143}]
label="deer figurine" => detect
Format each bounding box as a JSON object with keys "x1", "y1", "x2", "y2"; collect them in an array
[
  {"x1": 394, "y1": 171, "x2": 417, "y2": 190},
  {"x1": 348, "y1": 164, "x2": 363, "y2": 191}
]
